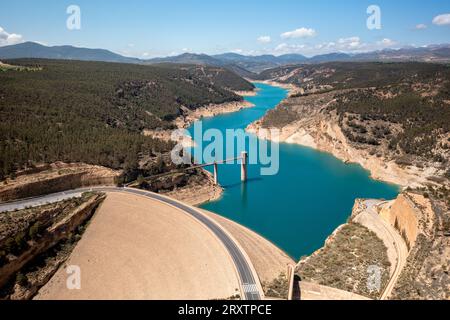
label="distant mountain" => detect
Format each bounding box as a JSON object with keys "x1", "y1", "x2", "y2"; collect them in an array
[
  {"x1": 308, "y1": 52, "x2": 352, "y2": 63},
  {"x1": 353, "y1": 45, "x2": 450, "y2": 63},
  {"x1": 277, "y1": 54, "x2": 308, "y2": 64},
  {"x1": 0, "y1": 42, "x2": 140, "y2": 63},
  {"x1": 1, "y1": 42, "x2": 450, "y2": 76},
  {"x1": 212, "y1": 53, "x2": 307, "y2": 73},
  {"x1": 146, "y1": 52, "x2": 226, "y2": 67}
]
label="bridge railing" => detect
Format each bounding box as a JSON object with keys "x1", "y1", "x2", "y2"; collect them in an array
[{"x1": 126, "y1": 151, "x2": 248, "y2": 187}]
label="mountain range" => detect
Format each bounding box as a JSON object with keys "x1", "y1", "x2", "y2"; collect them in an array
[{"x1": 1, "y1": 42, "x2": 450, "y2": 75}]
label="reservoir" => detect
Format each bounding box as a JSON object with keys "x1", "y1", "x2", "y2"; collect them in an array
[{"x1": 188, "y1": 83, "x2": 399, "y2": 260}]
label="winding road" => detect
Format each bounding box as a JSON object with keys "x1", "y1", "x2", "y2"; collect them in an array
[
  {"x1": 0, "y1": 187, "x2": 262, "y2": 300},
  {"x1": 354, "y1": 200, "x2": 408, "y2": 300}
]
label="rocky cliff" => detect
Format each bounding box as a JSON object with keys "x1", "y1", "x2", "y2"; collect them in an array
[
  {"x1": 0, "y1": 163, "x2": 120, "y2": 202},
  {"x1": 0, "y1": 193, "x2": 106, "y2": 299}
]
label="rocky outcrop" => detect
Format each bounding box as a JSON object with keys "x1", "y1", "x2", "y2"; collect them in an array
[
  {"x1": 0, "y1": 194, "x2": 105, "y2": 294},
  {"x1": 379, "y1": 194, "x2": 420, "y2": 249},
  {"x1": 388, "y1": 192, "x2": 448, "y2": 300},
  {"x1": 0, "y1": 163, "x2": 120, "y2": 202},
  {"x1": 174, "y1": 100, "x2": 255, "y2": 129},
  {"x1": 248, "y1": 102, "x2": 442, "y2": 188}
]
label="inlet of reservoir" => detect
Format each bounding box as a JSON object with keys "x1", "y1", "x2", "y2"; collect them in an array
[{"x1": 188, "y1": 83, "x2": 399, "y2": 260}]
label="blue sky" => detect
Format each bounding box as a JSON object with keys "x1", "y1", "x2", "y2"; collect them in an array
[{"x1": 1, "y1": 0, "x2": 449, "y2": 57}]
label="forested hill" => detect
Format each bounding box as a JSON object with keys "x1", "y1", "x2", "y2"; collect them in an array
[
  {"x1": 0, "y1": 59, "x2": 254, "y2": 179},
  {"x1": 256, "y1": 62, "x2": 450, "y2": 90},
  {"x1": 258, "y1": 62, "x2": 450, "y2": 180}
]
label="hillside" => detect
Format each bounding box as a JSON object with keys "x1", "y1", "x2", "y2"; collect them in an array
[
  {"x1": 211, "y1": 53, "x2": 308, "y2": 73},
  {"x1": 0, "y1": 42, "x2": 140, "y2": 64},
  {"x1": 257, "y1": 61, "x2": 448, "y2": 88},
  {"x1": 253, "y1": 62, "x2": 450, "y2": 187},
  {"x1": 250, "y1": 61, "x2": 450, "y2": 300},
  {"x1": 0, "y1": 59, "x2": 254, "y2": 180},
  {"x1": 2, "y1": 42, "x2": 449, "y2": 77}
]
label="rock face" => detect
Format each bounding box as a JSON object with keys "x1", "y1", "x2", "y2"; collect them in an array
[
  {"x1": 0, "y1": 193, "x2": 106, "y2": 293},
  {"x1": 379, "y1": 194, "x2": 420, "y2": 248},
  {"x1": 174, "y1": 100, "x2": 255, "y2": 129},
  {"x1": 247, "y1": 90, "x2": 445, "y2": 188},
  {"x1": 295, "y1": 221, "x2": 391, "y2": 300},
  {"x1": 0, "y1": 163, "x2": 120, "y2": 202},
  {"x1": 387, "y1": 192, "x2": 449, "y2": 300}
]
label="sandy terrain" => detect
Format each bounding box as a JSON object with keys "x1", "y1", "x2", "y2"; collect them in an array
[
  {"x1": 300, "y1": 282, "x2": 370, "y2": 300},
  {"x1": 0, "y1": 162, "x2": 121, "y2": 202},
  {"x1": 233, "y1": 90, "x2": 258, "y2": 97},
  {"x1": 143, "y1": 100, "x2": 255, "y2": 145},
  {"x1": 352, "y1": 199, "x2": 409, "y2": 299},
  {"x1": 35, "y1": 193, "x2": 240, "y2": 300},
  {"x1": 252, "y1": 80, "x2": 299, "y2": 96},
  {"x1": 166, "y1": 178, "x2": 223, "y2": 206},
  {"x1": 174, "y1": 100, "x2": 255, "y2": 129},
  {"x1": 248, "y1": 115, "x2": 438, "y2": 188},
  {"x1": 352, "y1": 201, "x2": 400, "y2": 277},
  {"x1": 202, "y1": 210, "x2": 295, "y2": 285}
]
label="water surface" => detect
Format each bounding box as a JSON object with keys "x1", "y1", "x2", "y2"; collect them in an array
[{"x1": 188, "y1": 83, "x2": 399, "y2": 260}]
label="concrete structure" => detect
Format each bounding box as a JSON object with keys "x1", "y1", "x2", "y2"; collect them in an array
[
  {"x1": 1, "y1": 187, "x2": 263, "y2": 300},
  {"x1": 126, "y1": 153, "x2": 249, "y2": 187},
  {"x1": 213, "y1": 162, "x2": 219, "y2": 185},
  {"x1": 241, "y1": 151, "x2": 248, "y2": 182}
]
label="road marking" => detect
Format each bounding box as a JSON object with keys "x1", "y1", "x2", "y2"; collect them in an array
[
  {"x1": 242, "y1": 284, "x2": 259, "y2": 294},
  {"x1": 0, "y1": 186, "x2": 263, "y2": 300}
]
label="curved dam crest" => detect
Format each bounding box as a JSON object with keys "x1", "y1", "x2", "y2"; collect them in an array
[{"x1": 188, "y1": 83, "x2": 399, "y2": 260}]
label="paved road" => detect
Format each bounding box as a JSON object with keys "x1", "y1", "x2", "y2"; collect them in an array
[
  {"x1": 0, "y1": 187, "x2": 262, "y2": 300},
  {"x1": 355, "y1": 200, "x2": 408, "y2": 300}
]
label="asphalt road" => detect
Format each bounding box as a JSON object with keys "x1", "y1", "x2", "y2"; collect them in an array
[
  {"x1": 361, "y1": 200, "x2": 408, "y2": 300},
  {"x1": 0, "y1": 187, "x2": 262, "y2": 300}
]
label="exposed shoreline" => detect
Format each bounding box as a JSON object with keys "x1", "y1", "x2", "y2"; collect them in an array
[
  {"x1": 252, "y1": 80, "x2": 300, "y2": 96},
  {"x1": 143, "y1": 93, "x2": 257, "y2": 205},
  {"x1": 143, "y1": 99, "x2": 256, "y2": 143},
  {"x1": 245, "y1": 81, "x2": 449, "y2": 299},
  {"x1": 174, "y1": 100, "x2": 255, "y2": 129},
  {"x1": 247, "y1": 120, "x2": 428, "y2": 189},
  {"x1": 245, "y1": 80, "x2": 439, "y2": 189},
  {"x1": 163, "y1": 169, "x2": 224, "y2": 207}
]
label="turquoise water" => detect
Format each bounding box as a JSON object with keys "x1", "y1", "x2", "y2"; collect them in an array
[{"x1": 188, "y1": 83, "x2": 399, "y2": 260}]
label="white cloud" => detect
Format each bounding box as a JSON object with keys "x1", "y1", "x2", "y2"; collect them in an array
[
  {"x1": 281, "y1": 27, "x2": 316, "y2": 39},
  {"x1": 415, "y1": 24, "x2": 427, "y2": 30},
  {"x1": 274, "y1": 43, "x2": 306, "y2": 54},
  {"x1": 0, "y1": 26, "x2": 23, "y2": 46},
  {"x1": 231, "y1": 48, "x2": 244, "y2": 54},
  {"x1": 257, "y1": 36, "x2": 271, "y2": 44},
  {"x1": 274, "y1": 43, "x2": 288, "y2": 52},
  {"x1": 433, "y1": 13, "x2": 450, "y2": 26},
  {"x1": 269, "y1": 35, "x2": 400, "y2": 57},
  {"x1": 335, "y1": 36, "x2": 364, "y2": 51},
  {"x1": 377, "y1": 38, "x2": 396, "y2": 47},
  {"x1": 33, "y1": 41, "x2": 48, "y2": 46}
]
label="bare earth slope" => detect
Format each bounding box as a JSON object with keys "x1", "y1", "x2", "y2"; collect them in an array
[
  {"x1": 203, "y1": 210, "x2": 295, "y2": 287},
  {"x1": 35, "y1": 193, "x2": 240, "y2": 300}
]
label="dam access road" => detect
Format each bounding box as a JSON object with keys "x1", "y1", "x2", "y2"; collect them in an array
[{"x1": 0, "y1": 187, "x2": 263, "y2": 300}]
